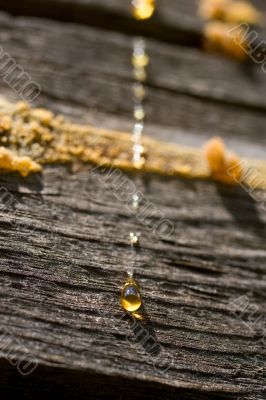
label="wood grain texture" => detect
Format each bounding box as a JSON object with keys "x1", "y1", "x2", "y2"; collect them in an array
[
  {"x1": 0, "y1": 0, "x2": 264, "y2": 46},
  {"x1": 0, "y1": 6, "x2": 264, "y2": 400},
  {"x1": 0, "y1": 0, "x2": 203, "y2": 45},
  {"x1": 0, "y1": 165, "x2": 265, "y2": 400},
  {"x1": 0, "y1": 12, "x2": 265, "y2": 158}
]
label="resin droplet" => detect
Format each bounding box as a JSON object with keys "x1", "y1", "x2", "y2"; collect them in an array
[
  {"x1": 133, "y1": 83, "x2": 146, "y2": 101},
  {"x1": 132, "y1": 53, "x2": 149, "y2": 69},
  {"x1": 129, "y1": 232, "x2": 140, "y2": 246},
  {"x1": 133, "y1": 67, "x2": 147, "y2": 82},
  {"x1": 120, "y1": 277, "x2": 142, "y2": 312},
  {"x1": 134, "y1": 105, "x2": 145, "y2": 121},
  {"x1": 132, "y1": 0, "x2": 155, "y2": 20},
  {"x1": 132, "y1": 193, "x2": 140, "y2": 210}
]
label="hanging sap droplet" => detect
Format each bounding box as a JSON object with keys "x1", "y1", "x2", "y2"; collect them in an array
[
  {"x1": 132, "y1": 0, "x2": 155, "y2": 20},
  {"x1": 132, "y1": 193, "x2": 140, "y2": 210},
  {"x1": 134, "y1": 105, "x2": 145, "y2": 121},
  {"x1": 132, "y1": 53, "x2": 149, "y2": 69},
  {"x1": 133, "y1": 67, "x2": 147, "y2": 82},
  {"x1": 120, "y1": 277, "x2": 142, "y2": 312},
  {"x1": 133, "y1": 121, "x2": 144, "y2": 137},
  {"x1": 133, "y1": 83, "x2": 146, "y2": 101}
]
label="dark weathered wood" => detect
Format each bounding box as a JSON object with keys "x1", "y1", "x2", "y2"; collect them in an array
[
  {"x1": 0, "y1": 12, "x2": 265, "y2": 159},
  {"x1": 0, "y1": 7, "x2": 265, "y2": 400},
  {"x1": 0, "y1": 0, "x2": 202, "y2": 45},
  {"x1": 1, "y1": 360, "x2": 253, "y2": 400},
  {"x1": 0, "y1": 165, "x2": 266, "y2": 400},
  {"x1": 0, "y1": 0, "x2": 264, "y2": 46}
]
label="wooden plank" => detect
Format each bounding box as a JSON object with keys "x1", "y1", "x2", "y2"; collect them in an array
[
  {"x1": 0, "y1": 165, "x2": 265, "y2": 399},
  {"x1": 0, "y1": 11, "x2": 264, "y2": 400},
  {"x1": 0, "y1": 0, "x2": 201, "y2": 46},
  {"x1": 0, "y1": 0, "x2": 265, "y2": 46},
  {"x1": 0, "y1": 12, "x2": 265, "y2": 160}
]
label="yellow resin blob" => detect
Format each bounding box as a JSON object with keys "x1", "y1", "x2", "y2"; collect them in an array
[
  {"x1": 120, "y1": 277, "x2": 142, "y2": 312},
  {"x1": 132, "y1": 0, "x2": 155, "y2": 20}
]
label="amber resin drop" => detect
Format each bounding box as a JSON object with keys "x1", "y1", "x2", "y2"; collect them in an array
[
  {"x1": 120, "y1": 278, "x2": 142, "y2": 312},
  {"x1": 132, "y1": 0, "x2": 155, "y2": 20}
]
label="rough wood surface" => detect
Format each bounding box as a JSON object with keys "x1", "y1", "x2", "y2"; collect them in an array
[
  {"x1": 0, "y1": 0, "x2": 264, "y2": 45},
  {"x1": 0, "y1": 5, "x2": 265, "y2": 400},
  {"x1": 0, "y1": 0, "x2": 203, "y2": 45},
  {"x1": 1, "y1": 165, "x2": 265, "y2": 400},
  {"x1": 0, "y1": 13, "x2": 265, "y2": 158}
]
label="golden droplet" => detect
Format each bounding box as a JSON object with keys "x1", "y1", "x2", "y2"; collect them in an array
[
  {"x1": 133, "y1": 83, "x2": 146, "y2": 101},
  {"x1": 132, "y1": 53, "x2": 149, "y2": 69},
  {"x1": 134, "y1": 105, "x2": 145, "y2": 121},
  {"x1": 133, "y1": 67, "x2": 147, "y2": 82},
  {"x1": 132, "y1": 0, "x2": 155, "y2": 20},
  {"x1": 120, "y1": 277, "x2": 142, "y2": 312},
  {"x1": 129, "y1": 232, "x2": 140, "y2": 246}
]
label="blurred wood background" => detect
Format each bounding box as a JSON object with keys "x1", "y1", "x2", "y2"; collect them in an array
[{"x1": 0, "y1": 1, "x2": 265, "y2": 399}]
